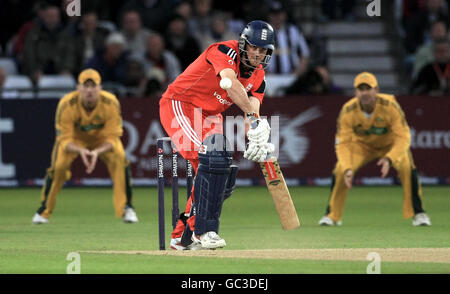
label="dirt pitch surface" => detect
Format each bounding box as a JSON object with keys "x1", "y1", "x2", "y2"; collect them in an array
[{"x1": 84, "y1": 248, "x2": 450, "y2": 263}]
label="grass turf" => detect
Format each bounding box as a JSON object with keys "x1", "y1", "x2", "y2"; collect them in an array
[{"x1": 0, "y1": 186, "x2": 449, "y2": 274}]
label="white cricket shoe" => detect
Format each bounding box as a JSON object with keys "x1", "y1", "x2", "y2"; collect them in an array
[
  {"x1": 318, "y1": 216, "x2": 342, "y2": 226},
  {"x1": 412, "y1": 213, "x2": 431, "y2": 226},
  {"x1": 187, "y1": 242, "x2": 205, "y2": 250},
  {"x1": 123, "y1": 207, "x2": 139, "y2": 223},
  {"x1": 192, "y1": 231, "x2": 226, "y2": 249},
  {"x1": 170, "y1": 238, "x2": 205, "y2": 251},
  {"x1": 32, "y1": 213, "x2": 49, "y2": 224},
  {"x1": 170, "y1": 238, "x2": 186, "y2": 250}
]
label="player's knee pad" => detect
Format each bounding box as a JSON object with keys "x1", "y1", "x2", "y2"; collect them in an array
[
  {"x1": 194, "y1": 134, "x2": 233, "y2": 234},
  {"x1": 198, "y1": 133, "x2": 233, "y2": 172}
]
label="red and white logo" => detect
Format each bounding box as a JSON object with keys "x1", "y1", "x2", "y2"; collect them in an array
[
  {"x1": 213, "y1": 91, "x2": 233, "y2": 106},
  {"x1": 199, "y1": 145, "x2": 208, "y2": 154}
]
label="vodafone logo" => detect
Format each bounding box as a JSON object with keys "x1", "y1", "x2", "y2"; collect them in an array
[{"x1": 213, "y1": 91, "x2": 233, "y2": 106}]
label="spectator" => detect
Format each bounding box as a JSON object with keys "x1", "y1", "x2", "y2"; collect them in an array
[
  {"x1": 403, "y1": 0, "x2": 450, "y2": 54},
  {"x1": 10, "y1": 1, "x2": 47, "y2": 63},
  {"x1": 413, "y1": 19, "x2": 449, "y2": 78},
  {"x1": 410, "y1": 38, "x2": 450, "y2": 95},
  {"x1": 71, "y1": 11, "x2": 109, "y2": 76},
  {"x1": 175, "y1": 0, "x2": 193, "y2": 20},
  {"x1": 198, "y1": 11, "x2": 238, "y2": 51},
  {"x1": 266, "y1": 1, "x2": 310, "y2": 76},
  {"x1": 123, "y1": 56, "x2": 147, "y2": 97},
  {"x1": 164, "y1": 14, "x2": 201, "y2": 70},
  {"x1": 120, "y1": 0, "x2": 175, "y2": 33},
  {"x1": 213, "y1": 1, "x2": 272, "y2": 27},
  {"x1": 61, "y1": 0, "x2": 80, "y2": 29},
  {"x1": 133, "y1": 33, "x2": 181, "y2": 97},
  {"x1": 22, "y1": 4, "x2": 75, "y2": 84},
  {"x1": 0, "y1": 0, "x2": 33, "y2": 54},
  {"x1": 400, "y1": 0, "x2": 428, "y2": 22},
  {"x1": 321, "y1": 0, "x2": 356, "y2": 21},
  {"x1": 84, "y1": 32, "x2": 129, "y2": 85},
  {"x1": 188, "y1": 0, "x2": 214, "y2": 42},
  {"x1": 73, "y1": 0, "x2": 124, "y2": 23},
  {"x1": 285, "y1": 65, "x2": 343, "y2": 95},
  {"x1": 120, "y1": 10, "x2": 153, "y2": 56}
]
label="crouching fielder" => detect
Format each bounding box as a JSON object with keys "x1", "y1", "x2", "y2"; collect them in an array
[
  {"x1": 32, "y1": 69, "x2": 138, "y2": 224},
  {"x1": 159, "y1": 20, "x2": 276, "y2": 250},
  {"x1": 319, "y1": 72, "x2": 431, "y2": 227}
]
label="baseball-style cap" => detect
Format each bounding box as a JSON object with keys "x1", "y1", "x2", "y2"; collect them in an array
[
  {"x1": 78, "y1": 68, "x2": 101, "y2": 85},
  {"x1": 106, "y1": 32, "x2": 126, "y2": 46},
  {"x1": 354, "y1": 72, "x2": 378, "y2": 88}
]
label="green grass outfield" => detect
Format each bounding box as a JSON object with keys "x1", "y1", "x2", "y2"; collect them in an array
[{"x1": 0, "y1": 186, "x2": 449, "y2": 274}]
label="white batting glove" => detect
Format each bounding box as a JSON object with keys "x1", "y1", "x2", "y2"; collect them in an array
[
  {"x1": 247, "y1": 118, "x2": 271, "y2": 145},
  {"x1": 244, "y1": 142, "x2": 275, "y2": 162}
]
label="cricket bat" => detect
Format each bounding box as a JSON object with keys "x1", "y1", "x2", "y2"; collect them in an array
[{"x1": 260, "y1": 156, "x2": 300, "y2": 230}]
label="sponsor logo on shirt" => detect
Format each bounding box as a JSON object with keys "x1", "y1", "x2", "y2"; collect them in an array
[
  {"x1": 213, "y1": 91, "x2": 233, "y2": 106},
  {"x1": 79, "y1": 123, "x2": 104, "y2": 132},
  {"x1": 199, "y1": 145, "x2": 208, "y2": 154}
]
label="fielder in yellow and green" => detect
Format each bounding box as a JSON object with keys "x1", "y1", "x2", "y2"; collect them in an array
[
  {"x1": 32, "y1": 69, "x2": 138, "y2": 224},
  {"x1": 319, "y1": 72, "x2": 431, "y2": 227}
]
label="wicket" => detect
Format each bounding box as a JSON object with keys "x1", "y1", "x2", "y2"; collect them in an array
[{"x1": 157, "y1": 137, "x2": 194, "y2": 250}]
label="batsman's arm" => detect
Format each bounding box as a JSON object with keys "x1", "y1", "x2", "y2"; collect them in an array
[
  {"x1": 244, "y1": 96, "x2": 261, "y2": 134},
  {"x1": 219, "y1": 68, "x2": 256, "y2": 114}
]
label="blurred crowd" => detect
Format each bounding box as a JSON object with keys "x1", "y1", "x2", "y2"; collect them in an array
[
  {"x1": 0, "y1": 0, "x2": 347, "y2": 98},
  {"x1": 398, "y1": 0, "x2": 450, "y2": 95},
  {"x1": 0, "y1": 0, "x2": 448, "y2": 98}
]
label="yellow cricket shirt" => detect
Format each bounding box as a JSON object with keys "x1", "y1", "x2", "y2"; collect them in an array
[
  {"x1": 335, "y1": 93, "x2": 411, "y2": 171},
  {"x1": 54, "y1": 90, "x2": 123, "y2": 151}
]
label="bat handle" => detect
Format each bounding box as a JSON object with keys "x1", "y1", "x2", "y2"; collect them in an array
[{"x1": 263, "y1": 153, "x2": 276, "y2": 162}]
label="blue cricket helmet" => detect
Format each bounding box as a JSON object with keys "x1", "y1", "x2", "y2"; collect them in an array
[{"x1": 239, "y1": 20, "x2": 275, "y2": 69}]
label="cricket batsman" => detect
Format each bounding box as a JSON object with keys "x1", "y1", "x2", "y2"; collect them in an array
[
  {"x1": 319, "y1": 72, "x2": 431, "y2": 227},
  {"x1": 32, "y1": 69, "x2": 138, "y2": 224},
  {"x1": 159, "y1": 20, "x2": 276, "y2": 249}
]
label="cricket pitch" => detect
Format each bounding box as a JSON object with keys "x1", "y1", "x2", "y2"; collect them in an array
[{"x1": 84, "y1": 248, "x2": 450, "y2": 263}]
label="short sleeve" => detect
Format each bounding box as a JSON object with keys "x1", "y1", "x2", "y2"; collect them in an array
[
  {"x1": 206, "y1": 44, "x2": 239, "y2": 76},
  {"x1": 250, "y1": 78, "x2": 266, "y2": 104}
]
